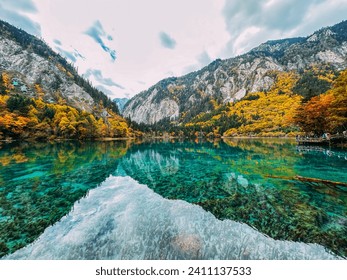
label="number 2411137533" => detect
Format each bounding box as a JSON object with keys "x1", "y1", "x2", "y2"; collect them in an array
[{"x1": 187, "y1": 266, "x2": 251, "y2": 276}]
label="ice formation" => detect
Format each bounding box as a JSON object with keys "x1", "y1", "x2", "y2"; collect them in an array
[{"x1": 5, "y1": 175, "x2": 339, "y2": 260}]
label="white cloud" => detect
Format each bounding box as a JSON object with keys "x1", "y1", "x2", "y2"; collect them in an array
[
  {"x1": 0, "y1": 0, "x2": 41, "y2": 36},
  {"x1": 159, "y1": 32, "x2": 176, "y2": 49},
  {"x1": 0, "y1": 0, "x2": 37, "y2": 12},
  {"x1": 220, "y1": 0, "x2": 347, "y2": 57},
  {"x1": 183, "y1": 50, "x2": 213, "y2": 74},
  {"x1": 2, "y1": 0, "x2": 346, "y2": 99},
  {"x1": 84, "y1": 20, "x2": 116, "y2": 61},
  {"x1": 83, "y1": 69, "x2": 124, "y2": 89}
]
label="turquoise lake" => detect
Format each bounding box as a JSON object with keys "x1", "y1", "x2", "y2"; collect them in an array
[{"x1": 0, "y1": 139, "x2": 346, "y2": 259}]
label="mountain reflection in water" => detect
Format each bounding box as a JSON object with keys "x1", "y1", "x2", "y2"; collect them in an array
[{"x1": 1, "y1": 139, "x2": 346, "y2": 259}]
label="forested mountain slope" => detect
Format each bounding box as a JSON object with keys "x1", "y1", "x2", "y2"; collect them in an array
[
  {"x1": 123, "y1": 20, "x2": 347, "y2": 130},
  {"x1": 0, "y1": 20, "x2": 131, "y2": 140}
]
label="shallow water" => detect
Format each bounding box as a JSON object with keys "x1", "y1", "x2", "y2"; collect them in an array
[
  {"x1": 6, "y1": 176, "x2": 338, "y2": 260},
  {"x1": 0, "y1": 141, "x2": 129, "y2": 256},
  {"x1": 0, "y1": 139, "x2": 346, "y2": 259}
]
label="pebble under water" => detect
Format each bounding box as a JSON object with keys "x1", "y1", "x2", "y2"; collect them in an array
[
  {"x1": 5, "y1": 176, "x2": 339, "y2": 260},
  {"x1": 0, "y1": 139, "x2": 346, "y2": 259}
]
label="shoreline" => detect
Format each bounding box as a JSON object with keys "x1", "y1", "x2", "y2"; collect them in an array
[
  {"x1": 221, "y1": 136, "x2": 296, "y2": 139},
  {"x1": 0, "y1": 137, "x2": 136, "y2": 143}
]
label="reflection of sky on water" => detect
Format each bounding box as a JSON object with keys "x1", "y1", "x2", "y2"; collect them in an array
[
  {"x1": 1, "y1": 139, "x2": 346, "y2": 259},
  {"x1": 6, "y1": 176, "x2": 338, "y2": 260}
]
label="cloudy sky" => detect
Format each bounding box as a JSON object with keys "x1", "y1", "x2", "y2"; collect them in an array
[{"x1": 1, "y1": 0, "x2": 347, "y2": 99}]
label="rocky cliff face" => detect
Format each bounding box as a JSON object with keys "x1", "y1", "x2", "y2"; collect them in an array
[
  {"x1": 0, "y1": 20, "x2": 117, "y2": 113},
  {"x1": 123, "y1": 21, "x2": 347, "y2": 125}
]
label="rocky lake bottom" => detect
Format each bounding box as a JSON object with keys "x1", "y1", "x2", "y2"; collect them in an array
[{"x1": 0, "y1": 139, "x2": 346, "y2": 259}]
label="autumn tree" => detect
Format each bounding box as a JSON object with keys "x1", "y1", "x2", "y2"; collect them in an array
[
  {"x1": 293, "y1": 70, "x2": 332, "y2": 101},
  {"x1": 294, "y1": 69, "x2": 347, "y2": 134},
  {"x1": 6, "y1": 95, "x2": 32, "y2": 115},
  {"x1": 1, "y1": 72, "x2": 13, "y2": 93},
  {"x1": 294, "y1": 94, "x2": 334, "y2": 134},
  {"x1": 326, "y1": 69, "x2": 347, "y2": 132},
  {"x1": 34, "y1": 84, "x2": 45, "y2": 99},
  {"x1": 0, "y1": 71, "x2": 131, "y2": 139},
  {"x1": 0, "y1": 73, "x2": 6, "y2": 94}
]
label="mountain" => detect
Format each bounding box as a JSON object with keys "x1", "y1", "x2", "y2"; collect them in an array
[
  {"x1": 123, "y1": 20, "x2": 347, "y2": 125},
  {"x1": 0, "y1": 20, "x2": 132, "y2": 140},
  {"x1": 0, "y1": 19, "x2": 117, "y2": 113},
  {"x1": 113, "y1": 98, "x2": 129, "y2": 113}
]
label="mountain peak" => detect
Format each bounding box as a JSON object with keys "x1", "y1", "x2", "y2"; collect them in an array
[
  {"x1": 0, "y1": 19, "x2": 118, "y2": 114},
  {"x1": 123, "y1": 20, "x2": 347, "y2": 125},
  {"x1": 0, "y1": 20, "x2": 135, "y2": 140}
]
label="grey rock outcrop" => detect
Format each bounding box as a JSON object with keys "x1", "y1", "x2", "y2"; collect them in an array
[
  {"x1": 0, "y1": 19, "x2": 117, "y2": 114},
  {"x1": 123, "y1": 21, "x2": 347, "y2": 125}
]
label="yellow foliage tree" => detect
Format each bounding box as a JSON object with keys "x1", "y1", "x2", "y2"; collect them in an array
[
  {"x1": 35, "y1": 84, "x2": 45, "y2": 99},
  {"x1": 1, "y1": 73, "x2": 14, "y2": 92}
]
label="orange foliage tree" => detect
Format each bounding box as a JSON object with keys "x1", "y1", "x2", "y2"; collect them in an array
[
  {"x1": 326, "y1": 70, "x2": 347, "y2": 131},
  {"x1": 294, "y1": 69, "x2": 347, "y2": 134},
  {"x1": 294, "y1": 94, "x2": 334, "y2": 134},
  {"x1": 0, "y1": 88, "x2": 131, "y2": 140}
]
